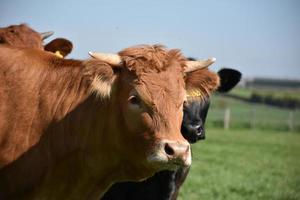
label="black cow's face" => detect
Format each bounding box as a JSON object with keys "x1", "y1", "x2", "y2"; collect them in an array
[
  {"x1": 180, "y1": 67, "x2": 241, "y2": 144},
  {"x1": 181, "y1": 99, "x2": 210, "y2": 144}
]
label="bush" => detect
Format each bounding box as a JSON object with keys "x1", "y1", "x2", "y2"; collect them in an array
[{"x1": 250, "y1": 92, "x2": 300, "y2": 109}]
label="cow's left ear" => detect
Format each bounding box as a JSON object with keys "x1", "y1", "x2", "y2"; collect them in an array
[
  {"x1": 185, "y1": 69, "x2": 220, "y2": 98},
  {"x1": 217, "y1": 68, "x2": 241, "y2": 93},
  {"x1": 44, "y1": 38, "x2": 73, "y2": 57}
]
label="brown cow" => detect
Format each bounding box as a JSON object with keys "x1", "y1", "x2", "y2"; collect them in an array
[
  {"x1": 0, "y1": 24, "x2": 73, "y2": 57},
  {"x1": 0, "y1": 44, "x2": 219, "y2": 199}
]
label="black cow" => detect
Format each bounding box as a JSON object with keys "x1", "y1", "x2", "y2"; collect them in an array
[
  {"x1": 181, "y1": 68, "x2": 241, "y2": 143},
  {"x1": 102, "y1": 68, "x2": 241, "y2": 200}
]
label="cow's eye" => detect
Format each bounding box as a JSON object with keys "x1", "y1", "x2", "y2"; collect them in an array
[
  {"x1": 129, "y1": 95, "x2": 140, "y2": 105},
  {"x1": 128, "y1": 95, "x2": 143, "y2": 111}
]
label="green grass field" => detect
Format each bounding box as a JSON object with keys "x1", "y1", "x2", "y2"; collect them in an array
[{"x1": 178, "y1": 129, "x2": 300, "y2": 200}]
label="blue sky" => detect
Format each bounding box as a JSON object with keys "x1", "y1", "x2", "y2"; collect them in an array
[{"x1": 1, "y1": 0, "x2": 299, "y2": 79}]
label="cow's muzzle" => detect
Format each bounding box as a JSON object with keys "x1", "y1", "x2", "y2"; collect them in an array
[
  {"x1": 147, "y1": 140, "x2": 191, "y2": 169},
  {"x1": 164, "y1": 141, "x2": 190, "y2": 165}
]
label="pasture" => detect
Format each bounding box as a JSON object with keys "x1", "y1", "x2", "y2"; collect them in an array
[
  {"x1": 206, "y1": 89, "x2": 300, "y2": 132},
  {"x1": 178, "y1": 128, "x2": 300, "y2": 200}
]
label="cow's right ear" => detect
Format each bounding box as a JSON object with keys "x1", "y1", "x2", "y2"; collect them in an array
[
  {"x1": 83, "y1": 59, "x2": 118, "y2": 99},
  {"x1": 86, "y1": 52, "x2": 124, "y2": 98},
  {"x1": 44, "y1": 38, "x2": 73, "y2": 57}
]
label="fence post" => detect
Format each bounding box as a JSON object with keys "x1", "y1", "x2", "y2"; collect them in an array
[
  {"x1": 251, "y1": 106, "x2": 256, "y2": 129},
  {"x1": 224, "y1": 108, "x2": 230, "y2": 130},
  {"x1": 288, "y1": 111, "x2": 294, "y2": 131}
]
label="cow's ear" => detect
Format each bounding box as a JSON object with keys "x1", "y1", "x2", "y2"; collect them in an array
[
  {"x1": 44, "y1": 38, "x2": 73, "y2": 57},
  {"x1": 185, "y1": 69, "x2": 220, "y2": 98},
  {"x1": 217, "y1": 68, "x2": 241, "y2": 93},
  {"x1": 83, "y1": 59, "x2": 118, "y2": 99}
]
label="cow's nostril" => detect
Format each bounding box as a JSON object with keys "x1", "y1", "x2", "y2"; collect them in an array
[
  {"x1": 197, "y1": 126, "x2": 203, "y2": 135},
  {"x1": 164, "y1": 143, "x2": 175, "y2": 156},
  {"x1": 193, "y1": 124, "x2": 201, "y2": 130}
]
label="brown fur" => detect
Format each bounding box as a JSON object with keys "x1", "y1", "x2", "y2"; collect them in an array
[
  {"x1": 0, "y1": 24, "x2": 43, "y2": 49},
  {"x1": 185, "y1": 68, "x2": 220, "y2": 101},
  {"x1": 0, "y1": 44, "x2": 219, "y2": 199},
  {"x1": 0, "y1": 24, "x2": 73, "y2": 57},
  {"x1": 119, "y1": 44, "x2": 186, "y2": 74}
]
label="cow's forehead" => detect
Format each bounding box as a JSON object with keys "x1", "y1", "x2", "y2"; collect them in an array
[
  {"x1": 118, "y1": 44, "x2": 187, "y2": 106},
  {"x1": 133, "y1": 69, "x2": 186, "y2": 107},
  {"x1": 119, "y1": 45, "x2": 186, "y2": 74}
]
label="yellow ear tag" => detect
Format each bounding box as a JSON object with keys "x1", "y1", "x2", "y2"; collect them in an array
[
  {"x1": 186, "y1": 90, "x2": 202, "y2": 98},
  {"x1": 54, "y1": 51, "x2": 63, "y2": 58}
]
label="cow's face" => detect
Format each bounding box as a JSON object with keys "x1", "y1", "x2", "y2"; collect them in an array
[
  {"x1": 88, "y1": 45, "x2": 220, "y2": 176},
  {"x1": 181, "y1": 68, "x2": 241, "y2": 143},
  {"x1": 118, "y1": 66, "x2": 190, "y2": 172},
  {"x1": 181, "y1": 98, "x2": 210, "y2": 143}
]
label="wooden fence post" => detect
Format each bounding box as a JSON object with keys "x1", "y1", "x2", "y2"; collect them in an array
[
  {"x1": 224, "y1": 108, "x2": 230, "y2": 130},
  {"x1": 251, "y1": 106, "x2": 256, "y2": 129},
  {"x1": 288, "y1": 111, "x2": 294, "y2": 131}
]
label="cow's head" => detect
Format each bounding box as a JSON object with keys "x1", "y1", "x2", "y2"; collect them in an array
[
  {"x1": 0, "y1": 24, "x2": 73, "y2": 57},
  {"x1": 181, "y1": 66, "x2": 241, "y2": 143},
  {"x1": 87, "y1": 45, "x2": 219, "y2": 177}
]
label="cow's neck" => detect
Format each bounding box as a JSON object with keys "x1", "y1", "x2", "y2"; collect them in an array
[
  {"x1": 31, "y1": 77, "x2": 129, "y2": 199},
  {"x1": 31, "y1": 67, "x2": 120, "y2": 198},
  {"x1": 32, "y1": 95, "x2": 133, "y2": 199},
  {"x1": 0, "y1": 60, "x2": 118, "y2": 199}
]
